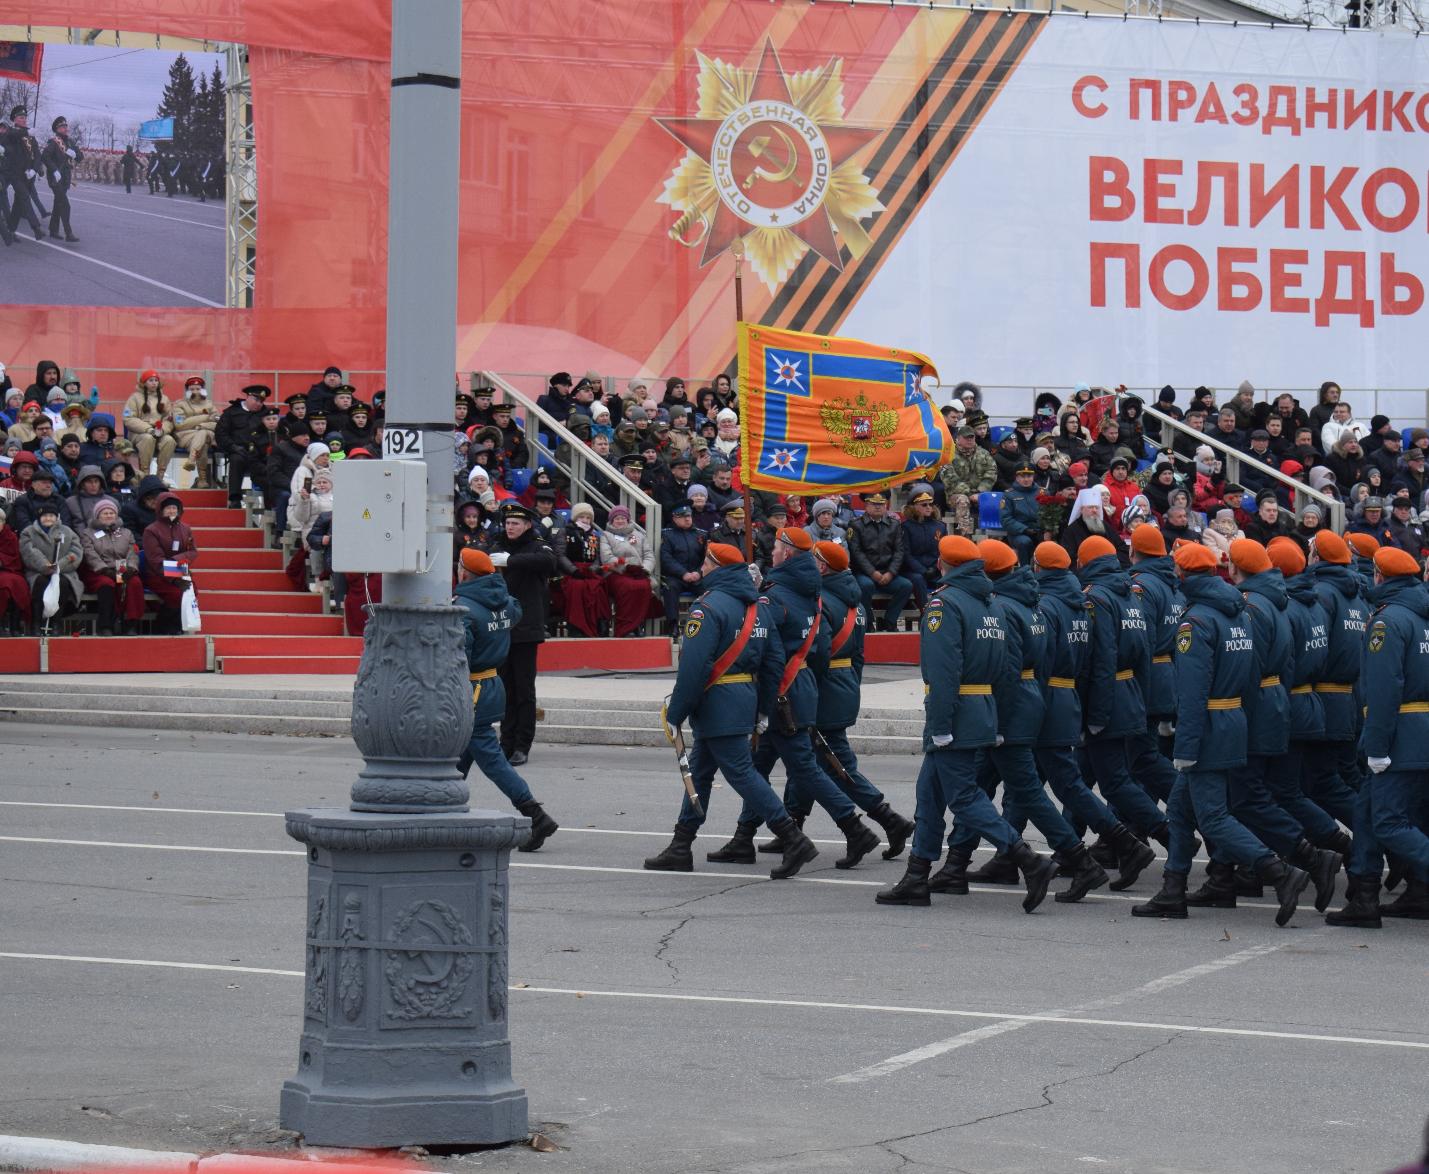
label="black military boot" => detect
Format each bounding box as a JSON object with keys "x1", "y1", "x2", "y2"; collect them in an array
[
  {"x1": 706, "y1": 821, "x2": 757, "y2": 864},
  {"x1": 835, "y1": 813, "x2": 881, "y2": 870},
  {"x1": 643, "y1": 824, "x2": 696, "y2": 872},
  {"x1": 1256, "y1": 856, "x2": 1311, "y2": 927},
  {"x1": 867, "y1": 801, "x2": 915, "y2": 860},
  {"x1": 1380, "y1": 876, "x2": 1429, "y2": 920},
  {"x1": 1088, "y1": 833, "x2": 1119, "y2": 868},
  {"x1": 1148, "y1": 822, "x2": 1171, "y2": 849},
  {"x1": 1289, "y1": 837, "x2": 1341, "y2": 913},
  {"x1": 1319, "y1": 827, "x2": 1352, "y2": 862},
  {"x1": 1107, "y1": 823, "x2": 1157, "y2": 891},
  {"x1": 515, "y1": 799, "x2": 558, "y2": 853},
  {"x1": 1009, "y1": 841, "x2": 1058, "y2": 913},
  {"x1": 757, "y1": 812, "x2": 804, "y2": 854},
  {"x1": 1185, "y1": 860, "x2": 1237, "y2": 908},
  {"x1": 965, "y1": 850, "x2": 1021, "y2": 885},
  {"x1": 927, "y1": 845, "x2": 973, "y2": 895},
  {"x1": 1132, "y1": 870, "x2": 1189, "y2": 918},
  {"x1": 1325, "y1": 874, "x2": 1382, "y2": 928},
  {"x1": 875, "y1": 855, "x2": 932, "y2": 906},
  {"x1": 768, "y1": 815, "x2": 818, "y2": 879},
  {"x1": 1054, "y1": 844, "x2": 1109, "y2": 903},
  {"x1": 1233, "y1": 864, "x2": 1264, "y2": 897}
]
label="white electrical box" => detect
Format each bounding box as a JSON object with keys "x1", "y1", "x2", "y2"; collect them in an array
[{"x1": 331, "y1": 460, "x2": 428, "y2": 573}]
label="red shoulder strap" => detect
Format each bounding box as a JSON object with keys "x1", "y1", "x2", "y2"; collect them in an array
[
  {"x1": 830, "y1": 602, "x2": 858, "y2": 660},
  {"x1": 705, "y1": 604, "x2": 758, "y2": 689},
  {"x1": 778, "y1": 598, "x2": 823, "y2": 696}
]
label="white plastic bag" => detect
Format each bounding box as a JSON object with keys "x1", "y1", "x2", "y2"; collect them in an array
[
  {"x1": 180, "y1": 582, "x2": 202, "y2": 633},
  {"x1": 41, "y1": 571, "x2": 61, "y2": 619}
]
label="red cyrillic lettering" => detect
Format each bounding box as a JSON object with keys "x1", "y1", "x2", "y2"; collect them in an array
[
  {"x1": 1073, "y1": 75, "x2": 1108, "y2": 119},
  {"x1": 1188, "y1": 161, "x2": 1240, "y2": 227},
  {"x1": 1090, "y1": 242, "x2": 1141, "y2": 308},
  {"x1": 1344, "y1": 89, "x2": 1377, "y2": 131},
  {"x1": 1143, "y1": 158, "x2": 1184, "y2": 225},
  {"x1": 1148, "y1": 244, "x2": 1209, "y2": 310},
  {"x1": 1314, "y1": 252, "x2": 1374, "y2": 328},
  {"x1": 1129, "y1": 79, "x2": 1162, "y2": 121},
  {"x1": 1417, "y1": 94, "x2": 1429, "y2": 134},
  {"x1": 1262, "y1": 85, "x2": 1302, "y2": 136},
  {"x1": 1232, "y1": 83, "x2": 1259, "y2": 127},
  {"x1": 1380, "y1": 253, "x2": 1424, "y2": 317},
  {"x1": 1249, "y1": 164, "x2": 1300, "y2": 230},
  {"x1": 1217, "y1": 247, "x2": 1262, "y2": 312},
  {"x1": 1310, "y1": 166, "x2": 1359, "y2": 231},
  {"x1": 1304, "y1": 87, "x2": 1338, "y2": 130},
  {"x1": 1089, "y1": 156, "x2": 1135, "y2": 222},
  {"x1": 1194, "y1": 83, "x2": 1228, "y2": 125},
  {"x1": 1382, "y1": 90, "x2": 1413, "y2": 132},
  {"x1": 1268, "y1": 249, "x2": 1310, "y2": 314},
  {"x1": 1167, "y1": 80, "x2": 1197, "y2": 121},
  {"x1": 1361, "y1": 168, "x2": 1419, "y2": 233}
]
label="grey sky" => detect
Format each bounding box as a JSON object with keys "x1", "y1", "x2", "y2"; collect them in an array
[{"x1": 23, "y1": 43, "x2": 223, "y2": 136}]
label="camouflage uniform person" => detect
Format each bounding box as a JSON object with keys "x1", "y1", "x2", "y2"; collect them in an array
[{"x1": 938, "y1": 426, "x2": 997, "y2": 537}]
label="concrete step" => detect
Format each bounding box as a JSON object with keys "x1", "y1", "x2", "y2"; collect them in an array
[
  {"x1": 0, "y1": 706, "x2": 350, "y2": 738},
  {"x1": 0, "y1": 690, "x2": 354, "y2": 719}
]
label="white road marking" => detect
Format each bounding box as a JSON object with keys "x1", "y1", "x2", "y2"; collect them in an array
[
  {"x1": 829, "y1": 943, "x2": 1286, "y2": 1083},
  {"x1": 3, "y1": 952, "x2": 1420, "y2": 1054},
  {"x1": 11, "y1": 235, "x2": 223, "y2": 307},
  {"x1": 68, "y1": 196, "x2": 223, "y2": 230}
]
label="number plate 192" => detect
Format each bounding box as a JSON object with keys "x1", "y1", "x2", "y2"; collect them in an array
[{"x1": 383, "y1": 428, "x2": 424, "y2": 460}]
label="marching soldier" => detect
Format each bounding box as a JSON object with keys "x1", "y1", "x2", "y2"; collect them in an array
[
  {"x1": 739, "y1": 528, "x2": 883, "y2": 868},
  {"x1": 2, "y1": 105, "x2": 45, "y2": 241},
  {"x1": 644, "y1": 542, "x2": 819, "y2": 879},
  {"x1": 877, "y1": 536, "x2": 1058, "y2": 911},
  {"x1": 453, "y1": 547, "x2": 558, "y2": 851},
  {"x1": 1346, "y1": 532, "x2": 1380, "y2": 592},
  {"x1": 40, "y1": 116, "x2": 81, "y2": 242},
  {"x1": 1126, "y1": 526, "x2": 1181, "y2": 803},
  {"x1": 1133, "y1": 542, "x2": 1311, "y2": 925},
  {"x1": 147, "y1": 149, "x2": 163, "y2": 194}
]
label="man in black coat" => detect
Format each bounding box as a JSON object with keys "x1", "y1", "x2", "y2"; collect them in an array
[
  {"x1": 847, "y1": 490, "x2": 911, "y2": 631},
  {"x1": 2, "y1": 105, "x2": 44, "y2": 242},
  {"x1": 267, "y1": 417, "x2": 311, "y2": 531},
  {"x1": 658, "y1": 503, "x2": 707, "y2": 629},
  {"x1": 214, "y1": 385, "x2": 271, "y2": 507},
  {"x1": 40, "y1": 115, "x2": 81, "y2": 241},
  {"x1": 490, "y1": 503, "x2": 557, "y2": 765}
]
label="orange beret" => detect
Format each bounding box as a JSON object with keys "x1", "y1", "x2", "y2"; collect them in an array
[
  {"x1": 1130, "y1": 526, "x2": 1166, "y2": 557},
  {"x1": 1228, "y1": 538, "x2": 1272, "y2": 575},
  {"x1": 706, "y1": 542, "x2": 745, "y2": 567},
  {"x1": 1077, "y1": 535, "x2": 1118, "y2": 566},
  {"x1": 459, "y1": 548, "x2": 494, "y2": 576},
  {"x1": 813, "y1": 540, "x2": 849, "y2": 572},
  {"x1": 938, "y1": 535, "x2": 981, "y2": 567},
  {"x1": 1312, "y1": 530, "x2": 1351, "y2": 566},
  {"x1": 1373, "y1": 546, "x2": 1420, "y2": 577},
  {"x1": 776, "y1": 526, "x2": 814, "y2": 552},
  {"x1": 1266, "y1": 536, "x2": 1306, "y2": 576},
  {"x1": 1346, "y1": 532, "x2": 1381, "y2": 558},
  {"x1": 977, "y1": 538, "x2": 1018, "y2": 576},
  {"x1": 1174, "y1": 542, "x2": 1219, "y2": 574},
  {"x1": 1034, "y1": 541, "x2": 1070, "y2": 570}
]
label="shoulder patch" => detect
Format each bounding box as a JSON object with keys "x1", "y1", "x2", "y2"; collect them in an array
[
  {"x1": 1368, "y1": 620, "x2": 1386, "y2": 654},
  {"x1": 1131, "y1": 583, "x2": 1144, "y2": 594},
  {"x1": 1175, "y1": 621, "x2": 1193, "y2": 655},
  {"x1": 684, "y1": 616, "x2": 703, "y2": 640},
  {"x1": 925, "y1": 611, "x2": 942, "y2": 634}
]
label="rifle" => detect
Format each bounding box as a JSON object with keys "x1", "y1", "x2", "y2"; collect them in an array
[
  {"x1": 660, "y1": 700, "x2": 704, "y2": 817},
  {"x1": 809, "y1": 727, "x2": 857, "y2": 791}
]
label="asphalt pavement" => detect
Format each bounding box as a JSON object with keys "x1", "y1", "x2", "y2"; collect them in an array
[
  {"x1": 1, "y1": 723, "x2": 1426, "y2": 1173},
  {"x1": 1, "y1": 181, "x2": 225, "y2": 308}
]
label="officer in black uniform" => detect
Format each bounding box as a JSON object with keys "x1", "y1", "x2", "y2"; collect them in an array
[
  {"x1": 40, "y1": 116, "x2": 81, "y2": 242},
  {"x1": 2, "y1": 105, "x2": 45, "y2": 240}
]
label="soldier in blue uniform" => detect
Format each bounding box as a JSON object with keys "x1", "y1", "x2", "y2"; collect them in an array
[
  {"x1": 1133, "y1": 542, "x2": 1311, "y2": 925},
  {"x1": 1126, "y1": 526, "x2": 1181, "y2": 804},
  {"x1": 1346, "y1": 532, "x2": 1380, "y2": 593},
  {"x1": 643, "y1": 542, "x2": 819, "y2": 879},
  {"x1": 1327, "y1": 546, "x2": 1429, "y2": 926},
  {"x1": 453, "y1": 548, "x2": 558, "y2": 850},
  {"x1": 1076, "y1": 536, "x2": 1170, "y2": 849},
  {"x1": 876, "y1": 536, "x2": 1059, "y2": 911}
]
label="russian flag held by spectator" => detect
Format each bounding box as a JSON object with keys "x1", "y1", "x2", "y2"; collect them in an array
[{"x1": 162, "y1": 559, "x2": 187, "y2": 579}]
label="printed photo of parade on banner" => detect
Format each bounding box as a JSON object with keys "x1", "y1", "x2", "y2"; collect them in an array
[{"x1": 0, "y1": 41, "x2": 227, "y2": 308}]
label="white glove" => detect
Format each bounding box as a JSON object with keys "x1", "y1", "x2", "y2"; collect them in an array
[
  {"x1": 488, "y1": 551, "x2": 510, "y2": 567},
  {"x1": 1157, "y1": 721, "x2": 1176, "y2": 737},
  {"x1": 1088, "y1": 725, "x2": 1104, "y2": 737},
  {"x1": 755, "y1": 716, "x2": 769, "y2": 734},
  {"x1": 1173, "y1": 759, "x2": 1196, "y2": 771},
  {"x1": 52, "y1": 170, "x2": 60, "y2": 183},
  {"x1": 931, "y1": 733, "x2": 953, "y2": 748},
  {"x1": 1368, "y1": 757, "x2": 1391, "y2": 774},
  {"x1": 995, "y1": 735, "x2": 1005, "y2": 747},
  {"x1": 25, "y1": 169, "x2": 35, "y2": 179},
  {"x1": 65, "y1": 148, "x2": 75, "y2": 159}
]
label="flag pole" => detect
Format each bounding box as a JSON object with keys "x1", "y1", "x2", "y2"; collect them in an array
[{"x1": 732, "y1": 237, "x2": 754, "y2": 561}]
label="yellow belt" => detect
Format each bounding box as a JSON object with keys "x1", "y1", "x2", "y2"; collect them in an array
[
  {"x1": 960, "y1": 684, "x2": 992, "y2": 695},
  {"x1": 1206, "y1": 697, "x2": 1241, "y2": 711},
  {"x1": 1290, "y1": 685, "x2": 1312, "y2": 695},
  {"x1": 1399, "y1": 702, "x2": 1429, "y2": 714},
  {"x1": 1020, "y1": 669, "x2": 1035, "y2": 680},
  {"x1": 1260, "y1": 675, "x2": 1281, "y2": 688},
  {"x1": 828, "y1": 658, "x2": 853, "y2": 669},
  {"x1": 1115, "y1": 669, "x2": 1135, "y2": 681},
  {"x1": 469, "y1": 669, "x2": 497, "y2": 682},
  {"x1": 1152, "y1": 655, "x2": 1172, "y2": 665},
  {"x1": 714, "y1": 673, "x2": 752, "y2": 685},
  {"x1": 1048, "y1": 677, "x2": 1077, "y2": 689},
  {"x1": 1315, "y1": 683, "x2": 1353, "y2": 694}
]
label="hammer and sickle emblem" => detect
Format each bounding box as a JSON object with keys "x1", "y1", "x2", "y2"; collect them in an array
[{"x1": 742, "y1": 128, "x2": 797, "y2": 191}]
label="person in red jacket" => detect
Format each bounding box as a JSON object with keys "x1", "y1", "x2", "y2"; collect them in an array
[
  {"x1": 141, "y1": 492, "x2": 198, "y2": 633},
  {"x1": 0, "y1": 499, "x2": 32, "y2": 634},
  {"x1": 1101, "y1": 456, "x2": 1140, "y2": 538}
]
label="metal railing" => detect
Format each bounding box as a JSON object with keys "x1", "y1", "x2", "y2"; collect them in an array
[{"x1": 1140, "y1": 402, "x2": 1345, "y2": 533}]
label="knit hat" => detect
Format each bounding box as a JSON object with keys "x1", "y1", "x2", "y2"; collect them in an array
[
  {"x1": 686, "y1": 483, "x2": 708, "y2": 500},
  {"x1": 1280, "y1": 460, "x2": 1304, "y2": 477},
  {"x1": 1174, "y1": 543, "x2": 1219, "y2": 574},
  {"x1": 706, "y1": 543, "x2": 744, "y2": 567},
  {"x1": 570, "y1": 502, "x2": 595, "y2": 522},
  {"x1": 1371, "y1": 414, "x2": 1391, "y2": 433},
  {"x1": 1346, "y1": 532, "x2": 1380, "y2": 557},
  {"x1": 1077, "y1": 536, "x2": 1118, "y2": 566},
  {"x1": 460, "y1": 548, "x2": 495, "y2": 575},
  {"x1": 1312, "y1": 531, "x2": 1351, "y2": 565},
  {"x1": 1298, "y1": 501, "x2": 1322, "y2": 524},
  {"x1": 625, "y1": 407, "x2": 647, "y2": 423},
  {"x1": 1030, "y1": 447, "x2": 1051, "y2": 465},
  {"x1": 1067, "y1": 461, "x2": 1089, "y2": 478},
  {"x1": 306, "y1": 442, "x2": 330, "y2": 460},
  {"x1": 1130, "y1": 526, "x2": 1166, "y2": 557},
  {"x1": 1374, "y1": 547, "x2": 1420, "y2": 577},
  {"x1": 1238, "y1": 379, "x2": 1255, "y2": 396},
  {"x1": 1266, "y1": 536, "x2": 1306, "y2": 576},
  {"x1": 1229, "y1": 538, "x2": 1272, "y2": 575},
  {"x1": 1034, "y1": 541, "x2": 1070, "y2": 569},
  {"x1": 812, "y1": 497, "x2": 838, "y2": 518},
  {"x1": 977, "y1": 539, "x2": 1017, "y2": 576},
  {"x1": 607, "y1": 505, "x2": 631, "y2": 524},
  {"x1": 92, "y1": 496, "x2": 120, "y2": 517},
  {"x1": 813, "y1": 541, "x2": 848, "y2": 572},
  {"x1": 937, "y1": 535, "x2": 980, "y2": 566},
  {"x1": 716, "y1": 408, "x2": 738, "y2": 425}
]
